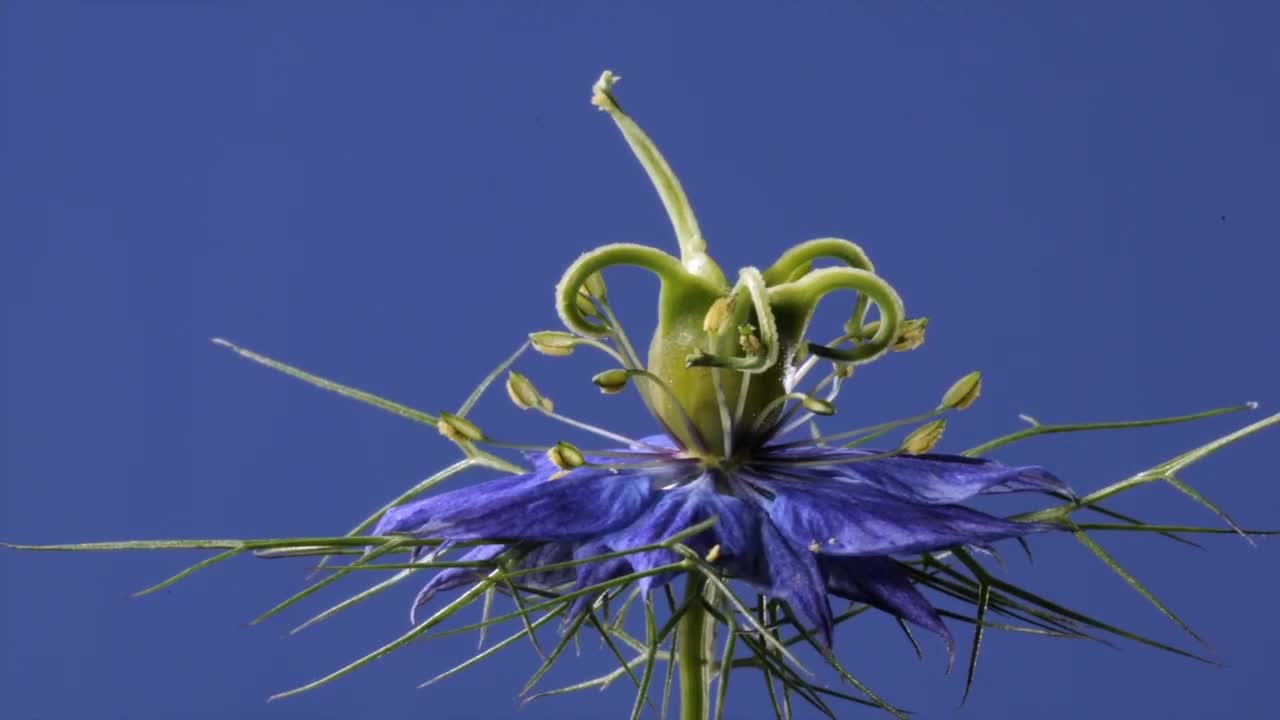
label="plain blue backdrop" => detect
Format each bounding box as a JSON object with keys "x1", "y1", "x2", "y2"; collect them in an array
[{"x1": 3, "y1": 3, "x2": 1278, "y2": 719}]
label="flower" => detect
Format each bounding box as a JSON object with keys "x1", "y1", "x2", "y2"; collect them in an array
[
  {"x1": 377, "y1": 434, "x2": 1070, "y2": 652},
  {"x1": 360, "y1": 70, "x2": 1080, "y2": 682},
  {"x1": 373, "y1": 70, "x2": 1071, "y2": 656},
  {"x1": 16, "y1": 68, "x2": 1265, "y2": 717}
]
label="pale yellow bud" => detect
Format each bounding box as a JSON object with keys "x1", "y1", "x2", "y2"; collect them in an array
[
  {"x1": 801, "y1": 395, "x2": 836, "y2": 416},
  {"x1": 438, "y1": 411, "x2": 484, "y2": 444},
  {"x1": 891, "y1": 317, "x2": 928, "y2": 352},
  {"x1": 583, "y1": 272, "x2": 608, "y2": 302},
  {"x1": 546, "y1": 441, "x2": 585, "y2": 471},
  {"x1": 591, "y1": 368, "x2": 630, "y2": 394},
  {"x1": 575, "y1": 286, "x2": 601, "y2": 319},
  {"x1": 506, "y1": 372, "x2": 553, "y2": 412},
  {"x1": 902, "y1": 419, "x2": 946, "y2": 455},
  {"x1": 940, "y1": 371, "x2": 982, "y2": 411},
  {"x1": 529, "y1": 331, "x2": 577, "y2": 357}
]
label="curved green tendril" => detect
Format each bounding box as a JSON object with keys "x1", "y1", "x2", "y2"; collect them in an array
[
  {"x1": 768, "y1": 267, "x2": 905, "y2": 364},
  {"x1": 686, "y1": 267, "x2": 779, "y2": 374},
  {"x1": 555, "y1": 243, "x2": 710, "y2": 336},
  {"x1": 591, "y1": 71, "x2": 724, "y2": 286},
  {"x1": 761, "y1": 237, "x2": 878, "y2": 338},
  {"x1": 760, "y1": 237, "x2": 875, "y2": 285}
]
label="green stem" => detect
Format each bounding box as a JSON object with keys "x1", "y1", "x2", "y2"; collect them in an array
[{"x1": 678, "y1": 572, "x2": 709, "y2": 720}]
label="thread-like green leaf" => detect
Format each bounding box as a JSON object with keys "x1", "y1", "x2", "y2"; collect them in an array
[
  {"x1": 132, "y1": 547, "x2": 244, "y2": 597},
  {"x1": 713, "y1": 594, "x2": 739, "y2": 720},
  {"x1": 457, "y1": 341, "x2": 528, "y2": 417},
  {"x1": 1073, "y1": 530, "x2": 1208, "y2": 648},
  {"x1": 676, "y1": 552, "x2": 808, "y2": 673},
  {"x1": 252, "y1": 540, "x2": 404, "y2": 626},
  {"x1": 421, "y1": 602, "x2": 566, "y2": 688},
  {"x1": 521, "y1": 610, "x2": 591, "y2": 695},
  {"x1": 213, "y1": 338, "x2": 438, "y2": 427},
  {"x1": 776, "y1": 604, "x2": 907, "y2": 720},
  {"x1": 953, "y1": 550, "x2": 992, "y2": 704},
  {"x1": 1084, "y1": 504, "x2": 1203, "y2": 549},
  {"x1": 894, "y1": 617, "x2": 923, "y2": 661},
  {"x1": 626, "y1": 600, "x2": 660, "y2": 720},
  {"x1": 269, "y1": 570, "x2": 500, "y2": 701},
  {"x1": 291, "y1": 567, "x2": 419, "y2": 635}
]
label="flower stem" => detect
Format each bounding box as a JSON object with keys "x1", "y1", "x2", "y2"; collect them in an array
[{"x1": 678, "y1": 571, "x2": 709, "y2": 720}]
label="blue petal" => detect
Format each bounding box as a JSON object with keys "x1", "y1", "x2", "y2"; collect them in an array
[
  {"x1": 561, "y1": 475, "x2": 763, "y2": 620},
  {"x1": 755, "y1": 520, "x2": 834, "y2": 646},
  {"x1": 821, "y1": 555, "x2": 953, "y2": 659},
  {"x1": 406, "y1": 542, "x2": 578, "y2": 623},
  {"x1": 517, "y1": 542, "x2": 577, "y2": 589},
  {"x1": 758, "y1": 446, "x2": 1072, "y2": 504},
  {"x1": 594, "y1": 481, "x2": 710, "y2": 592},
  {"x1": 564, "y1": 541, "x2": 634, "y2": 621},
  {"x1": 595, "y1": 476, "x2": 761, "y2": 586},
  {"x1": 373, "y1": 463, "x2": 680, "y2": 542},
  {"x1": 409, "y1": 543, "x2": 504, "y2": 624},
  {"x1": 750, "y1": 471, "x2": 1057, "y2": 557}
]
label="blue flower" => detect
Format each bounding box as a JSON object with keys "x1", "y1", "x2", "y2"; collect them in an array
[
  {"x1": 376, "y1": 435, "x2": 1070, "y2": 651},
  {"x1": 366, "y1": 69, "x2": 1079, "y2": 691}
]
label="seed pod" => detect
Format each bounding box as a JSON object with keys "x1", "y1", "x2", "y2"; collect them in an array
[
  {"x1": 529, "y1": 331, "x2": 578, "y2": 357},
  {"x1": 506, "y1": 372, "x2": 553, "y2": 412},
  {"x1": 591, "y1": 369, "x2": 630, "y2": 394},
  {"x1": 940, "y1": 371, "x2": 982, "y2": 411},
  {"x1": 902, "y1": 419, "x2": 946, "y2": 455}
]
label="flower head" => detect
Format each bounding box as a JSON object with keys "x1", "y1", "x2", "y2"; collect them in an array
[
  {"x1": 375, "y1": 70, "x2": 1072, "y2": 667},
  {"x1": 185, "y1": 72, "x2": 1269, "y2": 717}
]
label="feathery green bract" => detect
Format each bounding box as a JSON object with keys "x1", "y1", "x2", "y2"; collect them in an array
[{"x1": 7, "y1": 332, "x2": 1275, "y2": 717}]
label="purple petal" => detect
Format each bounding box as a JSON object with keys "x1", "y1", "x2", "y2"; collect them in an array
[
  {"x1": 564, "y1": 541, "x2": 634, "y2": 621},
  {"x1": 758, "y1": 446, "x2": 1072, "y2": 504},
  {"x1": 822, "y1": 555, "x2": 953, "y2": 659},
  {"x1": 373, "y1": 463, "x2": 683, "y2": 542},
  {"x1": 516, "y1": 542, "x2": 577, "y2": 589},
  {"x1": 409, "y1": 543, "x2": 505, "y2": 624},
  {"x1": 755, "y1": 520, "x2": 834, "y2": 646},
  {"x1": 751, "y1": 472, "x2": 1057, "y2": 557},
  {"x1": 590, "y1": 475, "x2": 762, "y2": 589}
]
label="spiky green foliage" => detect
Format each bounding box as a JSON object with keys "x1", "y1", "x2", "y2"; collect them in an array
[{"x1": 7, "y1": 337, "x2": 1275, "y2": 716}]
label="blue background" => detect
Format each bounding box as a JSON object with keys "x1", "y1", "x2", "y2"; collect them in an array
[{"x1": 3, "y1": 3, "x2": 1278, "y2": 719}]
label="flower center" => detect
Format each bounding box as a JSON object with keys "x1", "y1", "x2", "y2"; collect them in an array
[{"x1": 552, "y1": 71, "x2": 911, "y2": 460}]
